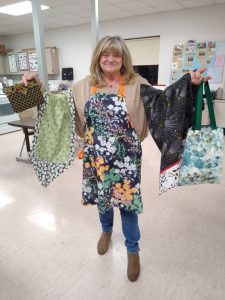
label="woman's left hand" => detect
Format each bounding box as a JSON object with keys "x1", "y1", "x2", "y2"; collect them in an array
[{"x1": 189, "y1": 67, "x2": 212, "y2": 85}]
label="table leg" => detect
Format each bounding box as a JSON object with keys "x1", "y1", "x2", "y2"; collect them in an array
[
  {"x1": 16, "y1": 156, "x2": 32, "y2": 164},
  {"x1": 22, "y1": 128, "x2": 31, "y2": 152},
  {"x1": 15, "y1": 128, "x2": 32, "y2": 164}
]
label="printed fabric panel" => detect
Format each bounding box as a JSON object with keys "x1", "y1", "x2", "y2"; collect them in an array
[
  {"x1": 82, "y1": 92, "x2": 143, "y2": 214},
  {"x1": 141, "y1": 74, "x2": 196, "y2": 194},
  {"x1": 178, "y1": 126, "x2": 224, "y2": 186},
  {"x1": 159, "y1": 161, "x2": 180, "y2": 194},
  {"x1": 29, "y1": 89, "x2": 80, "y2": 187}
]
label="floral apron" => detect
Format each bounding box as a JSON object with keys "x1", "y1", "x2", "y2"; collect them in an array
[{"x1": 82, "y1": 81, "x2": 143, "y2": 214}]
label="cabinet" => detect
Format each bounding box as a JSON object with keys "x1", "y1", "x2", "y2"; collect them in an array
[
  {"x1": 45, "y1": 47, "x2": 59, "y2": 74},
  {"x1": 0, "y1": 55, "x2": 4, "y2": 75},
  {"x1": 25, "y1": 47, "x2": 59, "y2": 75}
]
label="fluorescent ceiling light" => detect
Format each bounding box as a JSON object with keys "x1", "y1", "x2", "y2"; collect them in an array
[{"x1": 0, "y1": 1, "x2": 49, "y2": 16}]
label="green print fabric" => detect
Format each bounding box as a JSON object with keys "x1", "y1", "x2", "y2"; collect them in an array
[
  {"x1": 34, "y1": 93, "x2": 71, "y2": 163},
  {"x1": 29, "y1": 89, "x2": 77, "y2": 187}
]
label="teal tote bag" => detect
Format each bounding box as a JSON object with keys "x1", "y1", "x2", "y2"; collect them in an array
[{"x1": 178, "y1": 81, "x2": 224, "y2": 186}]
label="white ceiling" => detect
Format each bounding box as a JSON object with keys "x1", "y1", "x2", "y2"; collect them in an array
[{"x1": 0, "y1": 0, "x2": 224, "y2": 36}]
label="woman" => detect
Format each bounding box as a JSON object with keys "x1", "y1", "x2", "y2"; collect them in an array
[{"x1": 22, "y1": 35, "x2": 210, "y2": 282}]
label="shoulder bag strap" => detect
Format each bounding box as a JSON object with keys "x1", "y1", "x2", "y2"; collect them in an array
[
  {"x1": 204, "y1": 81, "x2": 217, "y2": 130},
  {"x1": 193, "y1": 81, "x2": 203, "y2": 130},
  {"x1": 193, "y1": 81, "x2": 217, "y2": 130}
]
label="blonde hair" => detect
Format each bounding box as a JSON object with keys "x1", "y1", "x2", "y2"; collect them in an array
[{"x1": 90, "y1": 35, "x2": 135, "y2": 86}]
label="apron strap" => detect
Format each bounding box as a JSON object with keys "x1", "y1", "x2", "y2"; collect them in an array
[
  {"x1": 91, "y1": 85, "x2": 98, "y2": 95},
  {"x1": 91, "y1": 75, "x2": 124, "y2": 97},
  {"x1": 118, "y1": 84, "x2": 124, "y2": 97}
]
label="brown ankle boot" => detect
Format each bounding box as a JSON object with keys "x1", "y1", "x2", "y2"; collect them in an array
[
  {"x1": 127, "y1": 252, "x2": 140, "y2": 282},
  {"x1": 97, "y1": 232, "x2": 112, "y2": 255}
]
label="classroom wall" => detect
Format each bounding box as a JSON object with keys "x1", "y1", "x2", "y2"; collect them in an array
[
  {"x1": 4, "y1": 25, "x2": 92, "y2": 81},
  {"x1": 4, "y1": 3, "x2": 225, "y2": 87},
  {"x1": 0, "y1": 36, "x2": 6, "y2": 46}
]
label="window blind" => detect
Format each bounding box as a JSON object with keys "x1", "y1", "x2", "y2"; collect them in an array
[{"x1": 125, "y1": 37, "x2": 160, "y2": 65}]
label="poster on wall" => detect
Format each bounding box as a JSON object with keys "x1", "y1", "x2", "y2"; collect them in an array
[
  {"x1": 28, "y1": 52, "x2": 38, "y2": 72},
  {"x1": 170, "y1": 40, "x2": 225, "y2": 84},
  {"x1": 18, "y1": 52, "x2": 28, "y2": 71},
  {"x1": 8, "y1": 54, "x2": 17, "y2": 73}
]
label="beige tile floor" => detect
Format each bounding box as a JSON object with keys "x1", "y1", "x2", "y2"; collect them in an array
[{"x1": 0, "y1": 130, "x2": 225, "y2": 300}]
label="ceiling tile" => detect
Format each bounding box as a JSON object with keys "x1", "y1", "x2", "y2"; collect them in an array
[
  {"x1": 0, "y1": 0, "x2": 22, "y2": 6},
  {"x1": 99, "y1": 3, "x2": 129, "y2": 14},
  {"x1": 152, "y1": 2, "x2": 185, "y2": 11},
  {"x1": 140, "y1": 0, "x2": 178, "y2": 3},
  {"x1": 51, "y1": 4, "x2": 83, "y2": 13},
  {"x1": 179, "y1": 0, "x2": 214, "y2": 7},
  {"x1": 0, "y1": 0, "x2": 223, "y2": 36},
  {"x1": 128, "y1": 6, "x2": 159, "y2": 14},
  {"x1": 109, "y1": 10, "x2": 137, "y2": 18},
  {"x1": 114, "y1": 0, "x2": 149, "y2": 10},
  {"x1": 103, "y1": 0, "x2": 131, "y2": 4}
]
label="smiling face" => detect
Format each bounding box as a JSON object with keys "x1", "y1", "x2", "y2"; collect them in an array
[
  {"x1": 100, "y1": 49, "x2": 122, "y2": 76},
  {"x1": 90, "y1": 36, "x2": 135, "y2": 86}
]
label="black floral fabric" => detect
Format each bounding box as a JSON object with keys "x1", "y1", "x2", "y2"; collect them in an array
[
  {"x1": 141, "y1": 74, "x2": 195, "y2": 193},
  {"x1": 82, "y1": 92, "x2": 143, "y2": 214}
]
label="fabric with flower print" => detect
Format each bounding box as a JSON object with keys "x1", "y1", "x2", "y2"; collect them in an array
[
  {"x1": 29, "y1": 89, "x2": 80, "y2": 187},
  {"x1": 178, "y1": 126, "x2": 224, "y2": 186},
  {"x1": 82, "y1": 91, "x2": 143, "y2": 214},
  {"x1": 141, "y1": 74, "x2": 197, "y2": 194}
]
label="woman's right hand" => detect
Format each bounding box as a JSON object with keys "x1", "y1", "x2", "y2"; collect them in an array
[{"x1": 21, "y1": 72, "x2": 41, "y2": 87}]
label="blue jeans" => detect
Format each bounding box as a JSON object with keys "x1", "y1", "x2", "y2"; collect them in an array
[{"x1": 98, "y1": 207, "x2": 140, "y2": 253}]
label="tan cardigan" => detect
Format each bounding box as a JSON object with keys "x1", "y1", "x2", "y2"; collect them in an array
[{"x1": 72, "y1": 74, "x2": 150, "y2": 141}]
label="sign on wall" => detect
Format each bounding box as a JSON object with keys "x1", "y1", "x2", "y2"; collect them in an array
[{"x1": 170, "y1": 40, "x2": 225, "y2": 84}]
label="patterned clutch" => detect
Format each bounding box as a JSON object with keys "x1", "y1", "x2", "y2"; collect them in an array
[{"x1": 3, "y1": 80, "x2": 44, "y2": 113}]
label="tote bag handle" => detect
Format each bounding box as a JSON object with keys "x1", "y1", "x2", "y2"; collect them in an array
[{"x1": 193, "y1": 81, "x2": 217, "y2": 130}]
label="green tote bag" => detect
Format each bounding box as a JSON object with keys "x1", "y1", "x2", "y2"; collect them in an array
[{"x1": 178, "y1": 81, "x2": 224, "y2": 186}]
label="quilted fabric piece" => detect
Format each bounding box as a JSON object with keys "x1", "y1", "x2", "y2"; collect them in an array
[
  {"x1": 178, "y1": 126, "x2": 224, "y2": 185},
  {"x1": 34, "y1": 93, "x2": 72, "y2": 163},
  {"x1": 141, "y1": 74, "x2": 196, "y2": 193},
  {"x1": 29, "y1": 89, "x2": 80, "y2": 187}
]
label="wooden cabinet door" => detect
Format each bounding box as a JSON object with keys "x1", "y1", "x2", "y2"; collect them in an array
[
  {"x1": 46, "y1": 48, "x2": 59, "y2": 75},
  {"x1": 0, "y1": 55, "x2": 5, "y2": 75}
]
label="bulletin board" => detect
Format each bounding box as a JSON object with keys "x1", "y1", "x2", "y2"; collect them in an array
[{"x1": 170, "y1": 40, "x2": 225, "y2": 84}]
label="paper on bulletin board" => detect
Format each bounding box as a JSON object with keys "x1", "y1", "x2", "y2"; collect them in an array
[{"x1": 170, "y1": 40, "x2": 225, "y2": 84}]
